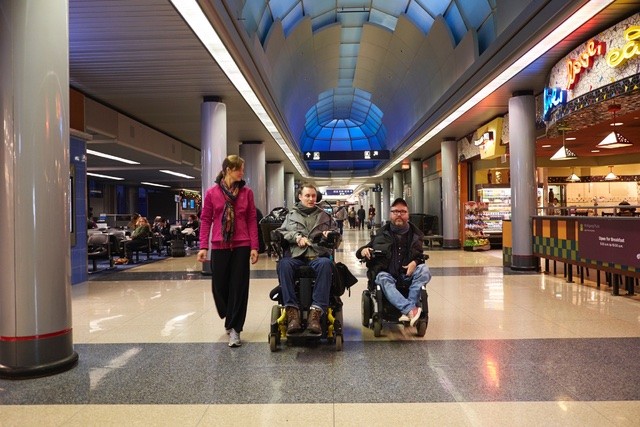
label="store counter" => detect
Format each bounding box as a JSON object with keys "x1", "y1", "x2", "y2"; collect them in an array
[{"x1": 530, "y1": 215, "x2": 639, "y2": 295}]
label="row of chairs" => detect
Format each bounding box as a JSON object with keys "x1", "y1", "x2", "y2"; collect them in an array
[{"x1": 87, "y1": 231, "x2": 177, "y2": 271}]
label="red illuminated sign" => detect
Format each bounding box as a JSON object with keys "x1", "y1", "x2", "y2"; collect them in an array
[{"x1": 566, "y1": 39, "x2": 606, "y2": 90}]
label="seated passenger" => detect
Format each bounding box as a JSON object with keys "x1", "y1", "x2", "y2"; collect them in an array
[
  {"x1": 276, "y1": 183, "x2": 339, "y2": 335},
  {"x1": 121, "y1": 216, "x2": 152, "y2": 263},
  {"x1": 182, "y1": 213, "x2": 200, "y2": 247},
  {"x1": 356, "y1": 198, "x2": 431, "y2": 326}
]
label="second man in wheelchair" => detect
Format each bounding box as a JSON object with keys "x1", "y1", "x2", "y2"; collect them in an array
[
  {"x1": 276, "y1": 183, "x2": 339, "y2": 335},
  {"x1": 356, "y1": 197, "x2": 431, "y2": 326}
]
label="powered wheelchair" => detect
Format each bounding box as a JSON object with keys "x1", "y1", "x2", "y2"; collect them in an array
[
  {"x1": 360, "y1": 251, "x2": 429, "y2": 337},
  {"x1": 266, "y1": 214, "x2": 345, "y2": 352}
]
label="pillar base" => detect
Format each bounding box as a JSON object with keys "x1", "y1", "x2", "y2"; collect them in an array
[
  {"x1": 0, "y1": 331, "x2": 78, "y2": 380},
  {"x1": 511, "y1": 254, "x2": 538, "y2": 271},
  {"x1": 202, "y1": 260, "x2": 212, "y2": 276},
  {"x1": 442, "y1": 239, "x2": 461, "y2": 249}
]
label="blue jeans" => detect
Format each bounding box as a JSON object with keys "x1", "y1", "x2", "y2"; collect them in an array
[
  {"x1": 375, "y1": 263, "x2": 431, "y2": 314},
  {"x1": 277, "y1": 256, "x2": 333, "y2": 312}
]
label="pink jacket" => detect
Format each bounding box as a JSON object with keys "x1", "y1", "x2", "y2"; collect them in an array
[{"x1": 199, "y1": 183, "x2": 259, "y2": 251}]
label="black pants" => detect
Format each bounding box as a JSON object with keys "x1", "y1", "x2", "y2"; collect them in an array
[{"x1": 211, "y1": 246, "x2": 251, "y2": 333}]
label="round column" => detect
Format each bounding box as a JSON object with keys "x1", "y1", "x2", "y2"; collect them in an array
[
  {"x1": 266, "y1": 162, "x2": 285, "y2": 212},
  {"x1": 382, "y1": 179, "x2": 391, "y2": 224},
  {"x1": 509, "y1": 91, "x2": 538, "y2": 270},
  {"x1": 201, "y1": 97, "x2": 227, "y2": 274},
  {"x1": 239, "y1": 141, "x2": 266, "y2": 213},
  {"x1": 393, "y1": 171, "x2": 404, "y2": 201},
  {"x1": 411, "y1": 159, "x2": 424, "y2": 213},
  {"x1": 284, "y1": 173, "x2": 295, "y2": 209},
  {"x1": 441, "y1": 139, "x2": 461, "y2": 249},
  {"x1": 0, "y1": 0, "x2": 78, "y2": 378},
  {"x1": 372, "y1": 186, "x2": 381, "y2": 226}
]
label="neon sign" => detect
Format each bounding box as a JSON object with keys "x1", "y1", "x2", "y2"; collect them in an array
[
  {"x1": 606, "y1": 25, "x2": 640, "y2": 67},
  {"x1": 566, "y1": 39, "x2": 606, "y2": 89},
  {"x1": 543, "y1": 87, "x2": 567, "y2": 121}
]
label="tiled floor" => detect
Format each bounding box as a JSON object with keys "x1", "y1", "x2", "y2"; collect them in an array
[{"x1": 2, "y1": 228, "x2": 640, "y2": 426}]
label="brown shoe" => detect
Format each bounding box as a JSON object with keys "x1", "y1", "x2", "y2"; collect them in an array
[
  {"x1": 307, "y1": 307, "x2": 322, "y2": 335},
  {"x1": 286, "y1": 307, "x2": 302, "y2": 334}
]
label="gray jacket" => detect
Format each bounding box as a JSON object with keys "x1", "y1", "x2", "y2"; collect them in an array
[{"x1": 277, "y1": 203, "x2": 338, "y2": 258}]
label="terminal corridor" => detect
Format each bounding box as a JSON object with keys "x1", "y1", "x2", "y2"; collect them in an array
[{"x1": 1, "y1": 228, "x2": 640, "y2": 426}]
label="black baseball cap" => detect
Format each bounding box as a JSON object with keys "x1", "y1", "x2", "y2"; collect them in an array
[{"x1": 391, "y1": 198, "x2": 408, "y2": 207}]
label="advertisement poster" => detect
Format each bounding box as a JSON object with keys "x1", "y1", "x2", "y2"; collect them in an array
[{"x1": 578, "y1": 219, "x2": 640, "y2": 267}]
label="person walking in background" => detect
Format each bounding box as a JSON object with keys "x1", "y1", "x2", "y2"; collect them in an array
[
  {"x1": 334, "y1": 200, "x2": 348, "y2": 235},
  {"x1": 197, "y1": 155, "x2": 259, "y2": 348},
  {"x1": 348, "y1": 206, "x2": 356, "y2": 229},
  {"x1": 357, "y1": 205, "x2": 366, "y2": 230}
]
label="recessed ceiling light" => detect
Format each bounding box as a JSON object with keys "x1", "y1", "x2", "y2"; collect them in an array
[
  {"x1": 87, "y1": 149, "x2": 140, "y2": 165},
  {"x1": 87, "y1": 172, "x2": 124, "y2": 180},
  {"x1": 141, "y1": 182, "x2": 171, "y2": 188},
  {"x1": 160, "y1": 170, "x2": 195, "y2": 179}
]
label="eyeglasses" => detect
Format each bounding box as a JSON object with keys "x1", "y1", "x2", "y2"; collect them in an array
[{"x1": 390, "y1": 210, "x2": 408, "y2": 215}]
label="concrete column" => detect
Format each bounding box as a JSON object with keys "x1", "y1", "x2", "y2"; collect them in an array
[
  {"x1": 201, "y1": 97, "x2": 227, "y2": 274},
  {"x1": 372, "y1": 187, "x2": 381, "y2": 226},
  {"x1": 393, "y1": 171, "x2": 403, "y2": 201},
  {"x1": 382, "y1": 179, "x2": 391, "y2": 224},
  {"x1": 509, "y1": 91, "x2": 537, "y2": 270},
  {"x1": 266, "y1": 162, "x2": 285, "y2": 212},
  {"x1": 411, "y1": 159, "x2": 424, "y2": 213},
  {"x1": 441, "y1": 139, "x2": 460, "y2": 248},
  {"x1": 127, "y1": 187, "x2": 138, "y2": 216},
  {"x1": 0, "y1": 0, "x2": 78, "y2": 378},
  {"x1": 239, "y1": 141, "x2": 266, "y2": 213},
  {"x1": 284, "y1": 173, "x2": 295, "y2": 209}
]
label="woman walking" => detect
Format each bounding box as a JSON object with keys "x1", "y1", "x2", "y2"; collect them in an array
[{"x1": 197, "y1": 155, "x2": 259, "y2": 347}]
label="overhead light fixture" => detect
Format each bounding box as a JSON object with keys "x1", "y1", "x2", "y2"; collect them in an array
[
  {"x1": 86, "y1": 149, "x2": 140, "y2": 165},
  {"x1": 87, "y1": 172, "x2": 124, "y2": 181},
  {"x1": 159, "y1": 170, "x2": 195, "y2": 179},
  {"x1": 550, "y1": 126, "x2": 577, "y2": 160},
  {"x1": 141, "y1": 182, "x2": 171, "y2": 188},
  {"x1": 604, "y1": 165, "x2": 618, "y2": 181},
  {"x1": 597, "y1": 104, "x2": 632, "y2": 149},
  {"x1": 566, "y1": 168, "x2": 581, "y2": 182}
]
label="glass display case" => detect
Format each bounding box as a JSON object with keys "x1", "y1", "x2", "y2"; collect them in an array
[{"x1": 476, "y1": 185, "x2": 511, "y2": 248}]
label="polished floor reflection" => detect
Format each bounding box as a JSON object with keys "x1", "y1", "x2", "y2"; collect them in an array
[{"x1": 2, "y1": 228, "x2": 640, "y2": 426}]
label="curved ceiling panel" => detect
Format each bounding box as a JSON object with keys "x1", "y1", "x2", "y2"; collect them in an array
[{"x1": 239, "y1": 0, "x2": 496, "y2": 176}]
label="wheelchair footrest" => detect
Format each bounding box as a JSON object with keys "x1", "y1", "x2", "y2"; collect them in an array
[{"x1": 286, "y1": 329, "x2": 322, "y2": 338}]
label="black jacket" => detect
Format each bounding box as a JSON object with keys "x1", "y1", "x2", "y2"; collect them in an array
[{"x1": 356, "y1": 222, "x2": 425, "y2": 279}]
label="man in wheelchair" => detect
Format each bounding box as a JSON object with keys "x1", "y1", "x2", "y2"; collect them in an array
[
  {"x1": 276, "y1": 183, "x2": 340, "y2": 335},
  {"x1": 356, "y1": 198, "x2": 431, "y2": 327}
]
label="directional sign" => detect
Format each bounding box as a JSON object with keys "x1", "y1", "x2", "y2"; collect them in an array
[{"x1": 305, "y1": 150, "x2": 390, "y2": 161}]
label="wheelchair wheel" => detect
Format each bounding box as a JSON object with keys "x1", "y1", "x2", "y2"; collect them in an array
[
  {"x1": 416, "y1": 319, "x2": 427, "y2": 337},
  {"x1": 373, "y1": 316, "x2": 382, "y2": 337},
  {"x1": 335, "y1": 334, "x2": 343, "y2": 351},
  {"x1": 269, "y1": 334, "x2": 278, "y2": 352},
  {"x1": 361, "y1": 290, "x2": 372, "y2": 327}
]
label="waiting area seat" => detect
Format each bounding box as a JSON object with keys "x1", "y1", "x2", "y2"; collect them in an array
[{"x1": 87, "y1": 233, "x2": 115, "y2": 271}]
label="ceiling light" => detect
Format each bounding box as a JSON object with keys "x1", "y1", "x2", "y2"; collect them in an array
[
  {"x1": 566, "y1": 168, "x2": 581, "y2": 182},
  {"x1": 565, "y1": 137, "x2": 576, "y2": 140},
  {"x1": 542, "y1": 144, "x2": 551, "y2": 148},
  {"x1": 87, "y1": 172, "x2": 124, "y2": 180},
  {"x1": 597, "y1": 131, "x2": 632, "y2": 149},
  {"x1": 597, "y1": 104, "x2": 632, "y2": 149},
  {"x1": 550, "y1": 126, "x2": 577, "y2": 161},
  {"x1": 160, "y1": 170, "x2": 195, "y2": 179},
  {"x1": 86, "y1": 149, "x2": 140, "y2": 165},
  {"x1": 141, "y1": 182, "x2": 171, "y2": 188},
  {"x1": 604, "y1": 165, "x2": 618, "y2": 181},
  {"x1": 591, "y1": 149, "x2": 600, "y2": 153}
]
